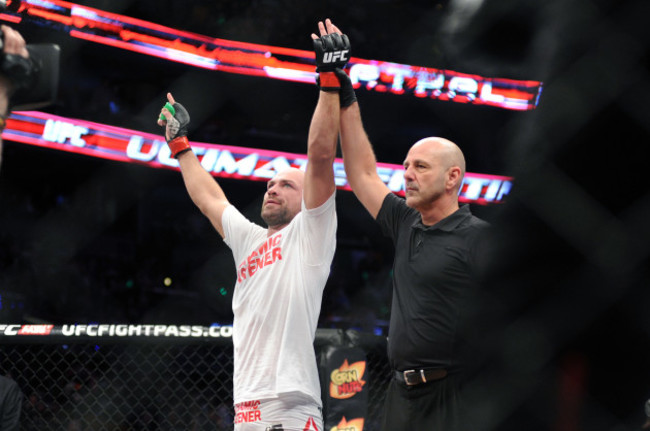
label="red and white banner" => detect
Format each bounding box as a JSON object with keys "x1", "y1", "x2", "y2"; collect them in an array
[
  {"x1": 4, "y1": 111, "x2": 513, "y2": 205},
  {"x1": 0, "y1": 323, "x2": 233, "y2": 338},
  {"x1": 1, "y1": 0, "x2": 542, "y2": 110}
]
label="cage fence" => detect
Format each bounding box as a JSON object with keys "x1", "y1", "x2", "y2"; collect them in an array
[{"x1": 1, "y1": 327, "x2": 392, "y2": 431}]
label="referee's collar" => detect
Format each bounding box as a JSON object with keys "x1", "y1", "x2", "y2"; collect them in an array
[{"x1": 412, "y1": 204, "x2": 472, "y2": 232}]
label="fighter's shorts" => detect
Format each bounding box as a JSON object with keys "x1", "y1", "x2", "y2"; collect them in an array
[{"x1": 233, "y1": 392, "x2": 323, "y2": 431}]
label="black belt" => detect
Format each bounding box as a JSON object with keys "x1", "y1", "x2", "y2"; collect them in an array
[{"x1": 394, "y1": 368, "x2": 448, "y2": 386}]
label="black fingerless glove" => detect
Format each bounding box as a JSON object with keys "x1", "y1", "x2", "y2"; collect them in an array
[
  {"x1": 161, "y1": 101, "x2": 191, "y2": 158},
  {"x1": 313, "y1": 32, "x2": 351, "y2": 91}
]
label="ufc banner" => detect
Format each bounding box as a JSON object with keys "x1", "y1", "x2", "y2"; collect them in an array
[{"x1": 319, "y1": 345, "x2": 368, "y2": 431}]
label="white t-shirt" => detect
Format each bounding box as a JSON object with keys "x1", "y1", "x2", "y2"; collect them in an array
[{"x1": 222, "y1": 193, "x2": 337, "y2": 407}]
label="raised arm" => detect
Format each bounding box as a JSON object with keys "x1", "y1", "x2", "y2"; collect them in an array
[
  {"x1": 158, "y1": 93, "x2": 230, "y2": 238},
  {"x1": 304, "y1": 90, "x2": 339, "y2": 209},
  {"x1": 303, "y1": 19, "x2": 348, "y2": 209},
  {"x1": 336, "y1": 65, "x2": 390, "y2": 219}
]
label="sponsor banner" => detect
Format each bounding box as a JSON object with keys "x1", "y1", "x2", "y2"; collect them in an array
[
  {"x1": 320, "y1": 346, "x2": 368, "y2": 431},
  {"x1": 330, "y1": 416, "x2": 365, "y2": 431},
  {"x1": 4, "y1": 111, "x2": 513, "y2": 205},
  {"x1": 330, "y1": 359, "x2": 366, "y2": 400},
  {"x1": 0, "y1": 0, "x2": 541, "y2": 110},
  {"x1": 0, "y1": 324, "x2": 233, "y2": 338}
]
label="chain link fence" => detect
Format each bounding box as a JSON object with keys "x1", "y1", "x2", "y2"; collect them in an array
[{"x1": 0, "y1": 329, "x2": 391, "y2": 431}]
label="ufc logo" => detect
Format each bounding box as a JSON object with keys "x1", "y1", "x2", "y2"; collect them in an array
[{"x1": 323, "y1": 50, "x2": 349, "y2": 63}]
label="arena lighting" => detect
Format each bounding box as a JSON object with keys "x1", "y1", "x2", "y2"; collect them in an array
[
  {"x1": 0, "y1": 0, "x2": 542, "y2": 110},
  {"x1": 3, "y1": 111, "x2": 513, "y2": 205}
]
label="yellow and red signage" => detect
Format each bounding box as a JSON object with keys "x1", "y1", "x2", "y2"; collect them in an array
[
  {"x1": 330, "y1": 416, "x2": 365, "y2": 431},
  {"x1": 330, "y1": 359, "x2": 366, "y2": 400}
]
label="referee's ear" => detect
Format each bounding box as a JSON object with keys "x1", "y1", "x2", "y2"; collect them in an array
[{"x1": 446, "y1": 166, "x2": 463, "y2": 193}]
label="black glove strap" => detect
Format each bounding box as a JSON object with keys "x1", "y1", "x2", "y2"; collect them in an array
[{"x1": 334, "y1": 68, "x2": 357, "y2": 108}]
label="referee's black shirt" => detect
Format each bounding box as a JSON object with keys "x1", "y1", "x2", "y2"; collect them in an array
[{"x1": 376, "y1": 193, "x2": 489, "y2": 373}]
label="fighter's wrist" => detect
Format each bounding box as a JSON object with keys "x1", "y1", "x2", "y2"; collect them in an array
[
  {"x1": 168, "y1": 136, "x2": 191, "y2": 158},
  {"x1": 318, "y1": 71, "x2": 340, "y2": 92}
]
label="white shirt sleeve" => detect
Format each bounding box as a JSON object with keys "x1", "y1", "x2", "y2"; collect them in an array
[
  {"x1": 222, "y1": 204, "x2": 267, "y2": 263},
  {"x1": 298, "y1": 191, "x2": 337, "y2": 267}
]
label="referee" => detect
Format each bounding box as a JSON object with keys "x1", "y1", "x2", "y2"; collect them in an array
[{"x1": 328, "y1": 19, "x2": 490, "y2": 430}]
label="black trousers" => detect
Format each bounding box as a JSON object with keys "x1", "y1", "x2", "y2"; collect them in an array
[{"x1": 380, "y1": 373, "x2": 469, "y2": 431}]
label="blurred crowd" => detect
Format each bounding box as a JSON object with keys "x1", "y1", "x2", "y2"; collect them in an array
[{"x1": 0, "y1": 163, "x2": 394, "y2": 333}]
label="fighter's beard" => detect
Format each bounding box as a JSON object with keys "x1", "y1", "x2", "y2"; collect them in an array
[{"x1": 261, "y1": 207, "x2": 292, "y2": 229}]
